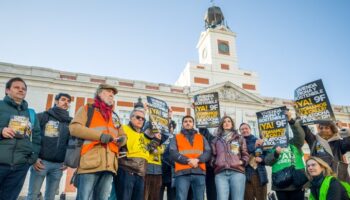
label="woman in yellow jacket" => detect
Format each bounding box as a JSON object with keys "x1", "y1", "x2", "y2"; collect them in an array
[{"x1": 306, "y1": 156, "x2": 349, "y2": 200}]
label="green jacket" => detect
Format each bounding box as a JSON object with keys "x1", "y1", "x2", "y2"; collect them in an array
[
  {"x1": 0, "y1": 95, "x2": 41, "y2": 166},
  {"x1": 264, "y1": 119, "x2": 306, "y2": 191}
]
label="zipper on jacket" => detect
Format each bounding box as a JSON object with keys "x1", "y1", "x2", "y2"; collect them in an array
[{"x1": 11, "y1": 109, "x2": 21, "y2": 166}]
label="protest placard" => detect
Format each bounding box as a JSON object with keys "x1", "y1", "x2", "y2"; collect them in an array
[
  {"x1": 294, "y1": 79, "x2": 335, "y2": 125},
  {"x1": 194, "y1": 92, "x2": 220, "y2": 128},
  {"x1": 256, "y1": 106, "x2": 288, "y2": 150},
  {"x1": 147, "y1": 96, "x2": 169, "y2": 133}
]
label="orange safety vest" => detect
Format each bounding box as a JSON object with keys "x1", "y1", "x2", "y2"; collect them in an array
[
  {"x1": 174, "y1": 133, "x2": 206, "y2": 172},
  {"x1": 80, "y1": 106, "x2": 119, "y2": 156}
]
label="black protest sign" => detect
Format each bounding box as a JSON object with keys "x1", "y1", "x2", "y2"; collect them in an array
[
  {"x1": 147, "y1": 96, "x2": 169, "y2": 133},
  {"x1": 194, "y1": 92, "x2": 220, "y2": 128},
  {"x1": 257, "y1": 106, "x2": 288, "y2": 150},
  {"x1": 294, "y1": 79, "x2": 335, "y2": 125}
]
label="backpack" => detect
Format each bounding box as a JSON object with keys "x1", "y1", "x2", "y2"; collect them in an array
[
  {"x1": 64, "y1": 105, "x2": 94, "y2": 168},
  {"x1": 28, "y1": 108, "x2": 36, "y2": 142}
]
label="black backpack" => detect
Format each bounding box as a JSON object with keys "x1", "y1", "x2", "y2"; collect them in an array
[{"x1": 64, "y1": 105, "x2": 94, "y2": 168}]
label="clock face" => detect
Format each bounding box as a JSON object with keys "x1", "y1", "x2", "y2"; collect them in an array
[
  {"x1": 202, "y1": 48, "x2": 207, "y2": 59},
  {"x1": 218, "y1": 42, "x2": 230, "y2": 54}
]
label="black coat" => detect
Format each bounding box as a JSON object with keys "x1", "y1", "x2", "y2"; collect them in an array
[
  {"x1": 38, "y1": 107, "x2": 71, "y2": 163},
  {"x1": 310, "y1": 174, "x2": 349, "y2": 200}
]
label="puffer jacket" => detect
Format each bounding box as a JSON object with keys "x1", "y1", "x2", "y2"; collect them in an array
[
  {"x1": 69, "y1": 105, "x2": 126, "y2": 174},
  {"x1": 0, "y1": 95, "x2": 41, "y2": 166},
  {"x1": 211, "y1": 131, "x2": 249, "y2": 174}
]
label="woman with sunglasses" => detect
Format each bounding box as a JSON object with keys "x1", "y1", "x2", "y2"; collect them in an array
[{"x1": 306, "y1": 156, "x2": 349, "y2": 200}]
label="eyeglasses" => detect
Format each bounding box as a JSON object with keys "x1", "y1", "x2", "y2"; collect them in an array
[{"x1": 134, "y1": 115, "x2": 145, "y2": 121}]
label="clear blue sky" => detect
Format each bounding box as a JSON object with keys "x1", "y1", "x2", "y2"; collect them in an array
[{"x1": 1, "y1": 1, "x2": 349, "y2": 105}]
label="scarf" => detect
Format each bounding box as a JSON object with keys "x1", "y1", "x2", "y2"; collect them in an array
[
  {"x1": 221, "y1": 130, "x2": 233, "y2": 142},
  {"x1": 93, "y1": 96, "x2": 113, "y2": 121},
  {"x1": 49, "y1": 106, "x2": 72, "y2": 123},
  {"x1": 315, "y1": 133, "x2": 341, "y2": 158}
]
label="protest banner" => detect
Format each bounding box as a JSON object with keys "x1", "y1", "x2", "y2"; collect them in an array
[
  {"x1": 294, "y1": 79, "x2": 335, "y2": 125},
  {"x1": 194, "y1": 92, "x2": 220, "y2": 128},
  {"x1": 256, "y1": 106, "x2": 288, "y2": 150},
  {"x1": 147, "y1": 96, "x2": 169, "y2": 133}
]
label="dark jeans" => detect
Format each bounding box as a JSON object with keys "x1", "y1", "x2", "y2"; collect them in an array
[
  {"x1": 175, "y1": 174, "x2": 205, "y2": 200},
  {"x1": 160, "y1": 182, "x2": 176, "y2": 200},
  {"x1": 0, "y1": 163, "x2": 30, "y2": 200},
  {"x1": 116, "y1": 168, "x2": 144, "y2": 200},
  {"x1": 144, "y1": 174, "x2": 162, "y2": 200},
  {"x1": 205, "y1": 166, "x2": 216, "y2": 200},
  {"x1": 275, "y1": 190, "x2": 305, "y2": 200}
]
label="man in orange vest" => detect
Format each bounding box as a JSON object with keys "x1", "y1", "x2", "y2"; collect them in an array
[
  {"x1": 69, "y1": 84, "x2": 126, "y2": 200},
  {"x1": 169, "y1": 115, "x2": 211, "y2": 200}
]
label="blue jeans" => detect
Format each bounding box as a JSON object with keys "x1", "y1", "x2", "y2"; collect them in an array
[
  {"x1": 27, "y1": 160, "x2": 64, "y2": 200},
  {"x1": 215, "y1": 170, "x2": 246, "y2": 200},
  {"x1": 76, "y1": 171, "x2": 113, "y2": 200},
  {"x1": 0, "y1": 163, "x2": 30, "y2": 200},
  {"x1": 116, "y1": 168, "x2": 144, "y2": 200},
  {"x1": 175, "y1": 174, "x2": 205, "y2": 200}
]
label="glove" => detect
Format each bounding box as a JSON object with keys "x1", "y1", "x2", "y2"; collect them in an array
[
  {"x1": 115, "y1": 136, "x2": 126, "y2": 144},
  {"x1": 100, "y1": 133, "x2": 112, "y2": 144}
]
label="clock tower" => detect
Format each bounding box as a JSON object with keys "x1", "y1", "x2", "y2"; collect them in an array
[
  {"x1": 198, "y1": 6, "x2": 239, "y2": 70},
  {"x1": 175, "y1": 5, "x2": 259, "y2": 95}
]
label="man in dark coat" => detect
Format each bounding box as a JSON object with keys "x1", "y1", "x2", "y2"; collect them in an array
[{"x1": 0, "y1": 77, "x2": 41, "y2": 200}]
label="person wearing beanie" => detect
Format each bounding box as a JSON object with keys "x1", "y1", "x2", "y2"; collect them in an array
[
  {"x1": 169, "y1": 115, "x2": 211, "y2": 200},
  {"x1": 116, "y1": 97, "x2": 151, "y2": 200},
  {"x1": 69, "y1": 84, "x2": 126, "y2": 200},
  {"x1": 26, "y1": 93, "x2": 72, "y2": 200},
  {"x1": 304, "y1": 119, "x2": 350, "y2": 182}
]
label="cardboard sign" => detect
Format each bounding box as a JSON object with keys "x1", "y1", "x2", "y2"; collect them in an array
[
  {"x1": 257, "y1": 106, "x2": 288, "y2": 150},
  {"x1": 146, "y1": 96, "x2": 169, "y2": 133},
  {"x1": 8, "y1": 115, "x2": 31, "y2": 138},
  {"x1": 194, "y1": 92, "x2": 220, "y2": 128},
  {"x1": 294, "y1": 79, "x2": 335, "y2": 125}
]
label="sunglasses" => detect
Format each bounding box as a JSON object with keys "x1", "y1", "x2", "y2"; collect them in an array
[{"x1": 134, "y1": 115, "x2": 145, "y2": 121}]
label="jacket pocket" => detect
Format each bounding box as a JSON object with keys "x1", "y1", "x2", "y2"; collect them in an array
[{"x1": 79, "y1": 147, "x2": 101, "y2": 170}]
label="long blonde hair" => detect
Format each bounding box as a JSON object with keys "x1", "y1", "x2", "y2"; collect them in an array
[{"x1": 305, "y1": 157, "x2": 336, "y2": 180}]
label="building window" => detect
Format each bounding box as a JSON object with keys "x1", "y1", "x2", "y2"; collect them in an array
[
  {"x1": 196, "y1": 66, "x2": 205, "y2": 69},
  {"x1": 221, "y1": 64, "x2": 229, "y2": 70},
  {"x1": 117, "y1": 101, "x2": 134, "y2": 107},
  {"x1": 242, "y1": 83, "x2": 256, "y2": 90},
  {"x1": 90, "y1": 78, "x2": 106, "y2": 84},
  {"x1": 194, "y1": 77, "x2": 209, "y2": 85},
  {"x1": 244, "y1": 72, "x2": 251, "y2": 76},
  {"x1": 217, "y1": 40, "x2": 230, "y2": 55},
  {"x1": 119, "y1": 82, "x2": 134, "y2": 87},
  {"x1": 146, "y1": 85, "x2": 160, "y2": 90},
  {"x1": 60, "y1": 74, "x2": 77, "y2": 80}
]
